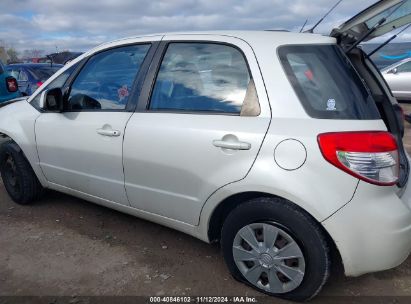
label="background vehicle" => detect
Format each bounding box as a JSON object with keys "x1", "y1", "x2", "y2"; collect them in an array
[
  {"x1": 0, "y1": 0, "x2": 411, "y2": 302},
  {"x1": 7, "y1": 63, "x2": 63, "y2": 96},
  {"x1": 46, "y1": 51, "x2": 84, "y2": 65},
  {"x1": 0, "y1": 60, "x2": 21, "y2": 103},
  {"x1": 382, "y1": 58, "x2": 411, "y2": 101}
]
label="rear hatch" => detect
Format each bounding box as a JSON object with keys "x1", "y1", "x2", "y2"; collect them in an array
[
  {"x1": 331, "y1": 0, "x2": 411, "y2": 48},
  {"x1": 329, "y1": 0, "x2": 411, "y2": 188}
]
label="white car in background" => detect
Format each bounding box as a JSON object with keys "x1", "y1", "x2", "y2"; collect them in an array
[
  {"x1": 382, "y1": 58, "x2": 411, "y2": 101},
  {"x1": 0, "y1": 0, "x2": 410, "y2": 301}
]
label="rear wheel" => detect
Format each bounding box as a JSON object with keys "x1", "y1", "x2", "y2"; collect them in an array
[
  {"x1": 221, "y1": 197, "x2": 330, "y2": 302},
  {"x1": 0, "y1": 141, "x2": 43, "y2": 204}
]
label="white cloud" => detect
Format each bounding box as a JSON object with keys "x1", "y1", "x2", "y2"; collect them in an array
[{"x1": 0, "y1": 0, "x2": 405, "y2": 54}]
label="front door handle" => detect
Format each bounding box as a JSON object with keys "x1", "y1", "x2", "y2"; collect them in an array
[
  {"x1": 96, "y1": 128, "x2": 121, "y2": 137},
  {"x1": 213, "y1": 140, "x2": 251, "y2": 150}
]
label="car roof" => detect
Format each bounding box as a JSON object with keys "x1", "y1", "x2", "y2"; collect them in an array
[
  {"x1": 115, "y1": 30, "x2": 332, "y2": 42},
  {"x1": 91, "y1": 30, "x2": 335, "y2": 53}
]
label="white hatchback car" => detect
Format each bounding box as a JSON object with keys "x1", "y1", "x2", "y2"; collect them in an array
[{"x1": 1, "y1": 0, "x2": 411, "y2": 301}]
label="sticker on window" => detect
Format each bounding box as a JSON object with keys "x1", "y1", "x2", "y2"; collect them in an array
[
  {"x1": 118, "y1": 85, "x2": 129, "y2": 101},
  {"x1": 326, "y1": 99, "x2": 336, "y2": 111}
]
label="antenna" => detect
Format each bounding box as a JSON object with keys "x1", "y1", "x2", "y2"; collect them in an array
[
  {"x1": 306, "y1": 0, "x2": 343, "y2": 33},
  {"x1": 299, "y1": 19, "x2": 308, "y2": 33}
]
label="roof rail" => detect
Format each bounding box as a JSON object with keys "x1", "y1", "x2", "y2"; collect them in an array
[{"x1": 264, "y1": 29, "x2": 290, "y2": 32}]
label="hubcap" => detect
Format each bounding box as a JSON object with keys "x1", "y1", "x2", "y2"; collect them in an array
[{"x1": 232, "y1": 223, "x2": 305, "y2": 294}]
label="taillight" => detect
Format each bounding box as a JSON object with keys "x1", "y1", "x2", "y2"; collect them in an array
[
  {"x1": 36, "y1": 81, "x2": 43, "y2": 88},
  {"x1": 318, "y1": 131, "x2": 399, "y2": 186},
  {"x1": 6, "y1": 77, "x2": 18, "y2": 92}
]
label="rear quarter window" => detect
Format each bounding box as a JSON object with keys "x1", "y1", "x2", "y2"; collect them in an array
[{"x1": 278, "y1": 45, "x2": 380, "y2": 120}]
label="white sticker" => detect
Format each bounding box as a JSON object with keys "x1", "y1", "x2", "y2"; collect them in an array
[{"x1": 326, "y1": 99, "x2": 336, "y2": 111}]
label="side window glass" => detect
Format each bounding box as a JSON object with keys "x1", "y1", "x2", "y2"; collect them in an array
[
  {"x1": 30, "y1": 64, "x2": 77, "y2": 109},
  {"x1": 397, "y1": 61, "x2": 411, "y2": 73},
  {"x1": 150, "y1": 43, "x2": 254, "y2": 114},
  {"x1": 67, "y1": 44, "x2": 150, "y2": 111}
]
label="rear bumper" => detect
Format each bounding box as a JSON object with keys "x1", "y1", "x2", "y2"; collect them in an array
[{"x1": 322, "y1": 181, "x2": 411, "y2": 277}]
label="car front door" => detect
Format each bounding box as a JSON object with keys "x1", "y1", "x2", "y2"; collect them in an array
[
  {"x1": 123, "y1": 36, "x2": 271, "y2": 225},
  {"x1": 35, "y1": 40, "x2": 159, "y2": 205}
]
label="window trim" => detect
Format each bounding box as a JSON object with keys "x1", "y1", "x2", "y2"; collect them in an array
[
  {"x1": 136, "y1": 40, "x2": 257, "y2": 116},
  {"x1": 61, "y1": 42, "x2": 158, "y2": 113}
]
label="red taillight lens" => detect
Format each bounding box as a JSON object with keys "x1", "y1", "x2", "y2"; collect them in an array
[
  {"x1": 36, "y1": 81, "x2": 43, "y2": 87},
  {"x1": 318, "y1": 131, "x2": 399, "y2": 186},
  {"x1": 6, "y1": 77, "x2": 18, "y2": 92}
]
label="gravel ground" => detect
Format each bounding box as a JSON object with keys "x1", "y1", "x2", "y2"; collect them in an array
[{"x1": 1, "y1": 110, "x2": 411, "y2": 303}]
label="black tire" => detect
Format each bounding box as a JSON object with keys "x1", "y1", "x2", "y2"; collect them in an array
[
  {"x1": 0, "y1": 141, "x2": 43, "y2": 204},
  {"x1": 221, "y1": 197, "x2": 330, "y2": 302}
]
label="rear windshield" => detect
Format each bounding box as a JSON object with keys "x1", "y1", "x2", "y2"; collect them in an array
[
  {"x1": 278, "y1": 45, "x2": 380, "y2": 119},
  {"x1": 29, "y1": 66, "x2": 62, "y2": 82}
]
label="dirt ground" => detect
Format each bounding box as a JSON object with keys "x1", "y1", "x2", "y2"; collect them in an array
[{"x1": 1, "y1": 108, "x2": 411, "y2": 303}]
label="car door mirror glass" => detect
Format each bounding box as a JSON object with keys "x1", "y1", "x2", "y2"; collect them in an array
[{"x1": 40, "y1": 87, "x2": 63, "y2": 112}]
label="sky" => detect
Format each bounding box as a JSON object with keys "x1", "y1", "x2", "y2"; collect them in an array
[{"x1": 0, "y1": 0, "x2": 408, "y2": 54}]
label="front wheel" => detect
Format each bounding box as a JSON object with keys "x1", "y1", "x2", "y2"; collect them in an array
[
  {"x1": 221, "y1": 197, "x2": 330, "y2": 302},
  {"x1": 0, "y1": 141, "x2": 43, "y2": 204}
]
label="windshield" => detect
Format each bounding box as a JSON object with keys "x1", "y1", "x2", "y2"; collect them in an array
[
  {"x1": 29, "y1": 66, "x2": 62, "y2": 82},
  {"x1": 278, "y1": 45, "x2": 380, "y2": 120}
]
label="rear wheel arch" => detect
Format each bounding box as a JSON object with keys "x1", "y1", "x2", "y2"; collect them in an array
[
  {"x1": 207, "y1": 191, "x2": 342, "y2": 272},
  {"x1": 208, "y1": 191, "x2": 275, "y2": 243}
]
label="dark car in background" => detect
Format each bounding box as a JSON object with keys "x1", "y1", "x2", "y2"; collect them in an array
[
  {"x1": 0, "y1": 60, "x2": 21, "y2": 104},
  {"x1": 7, "y1": 63, "x2": 63, "y2": 96},
  {"x1": 46, "y1": 51, "x2": 83, "y2": 65}
]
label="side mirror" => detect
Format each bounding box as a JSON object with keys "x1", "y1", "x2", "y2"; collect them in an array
[
  {"x1": 390, "y1": 68, "x2": 398, "y2": 74},
  {"x1": 40, "y1": 88, "x2": 63, "y2": 112}
]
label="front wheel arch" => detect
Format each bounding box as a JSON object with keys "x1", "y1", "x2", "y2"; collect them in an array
[{"x1": 0, "y1": 139, "x2": 44, "y2": 204}]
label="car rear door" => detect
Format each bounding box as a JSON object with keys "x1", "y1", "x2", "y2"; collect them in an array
[
  {"x1": 35, "y1": 38, "x2": 160, "y2": 206},
  {"x1": 123, "y1": 35, "x2": 271, "y2": 225}
]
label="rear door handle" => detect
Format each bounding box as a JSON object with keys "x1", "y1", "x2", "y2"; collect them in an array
[
  {"x1": 213, "y1": 140, "x2": 251, "y2": 150},
  {"x1": 96, "y1": 128, "x2": 121, "y2": 137}
]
